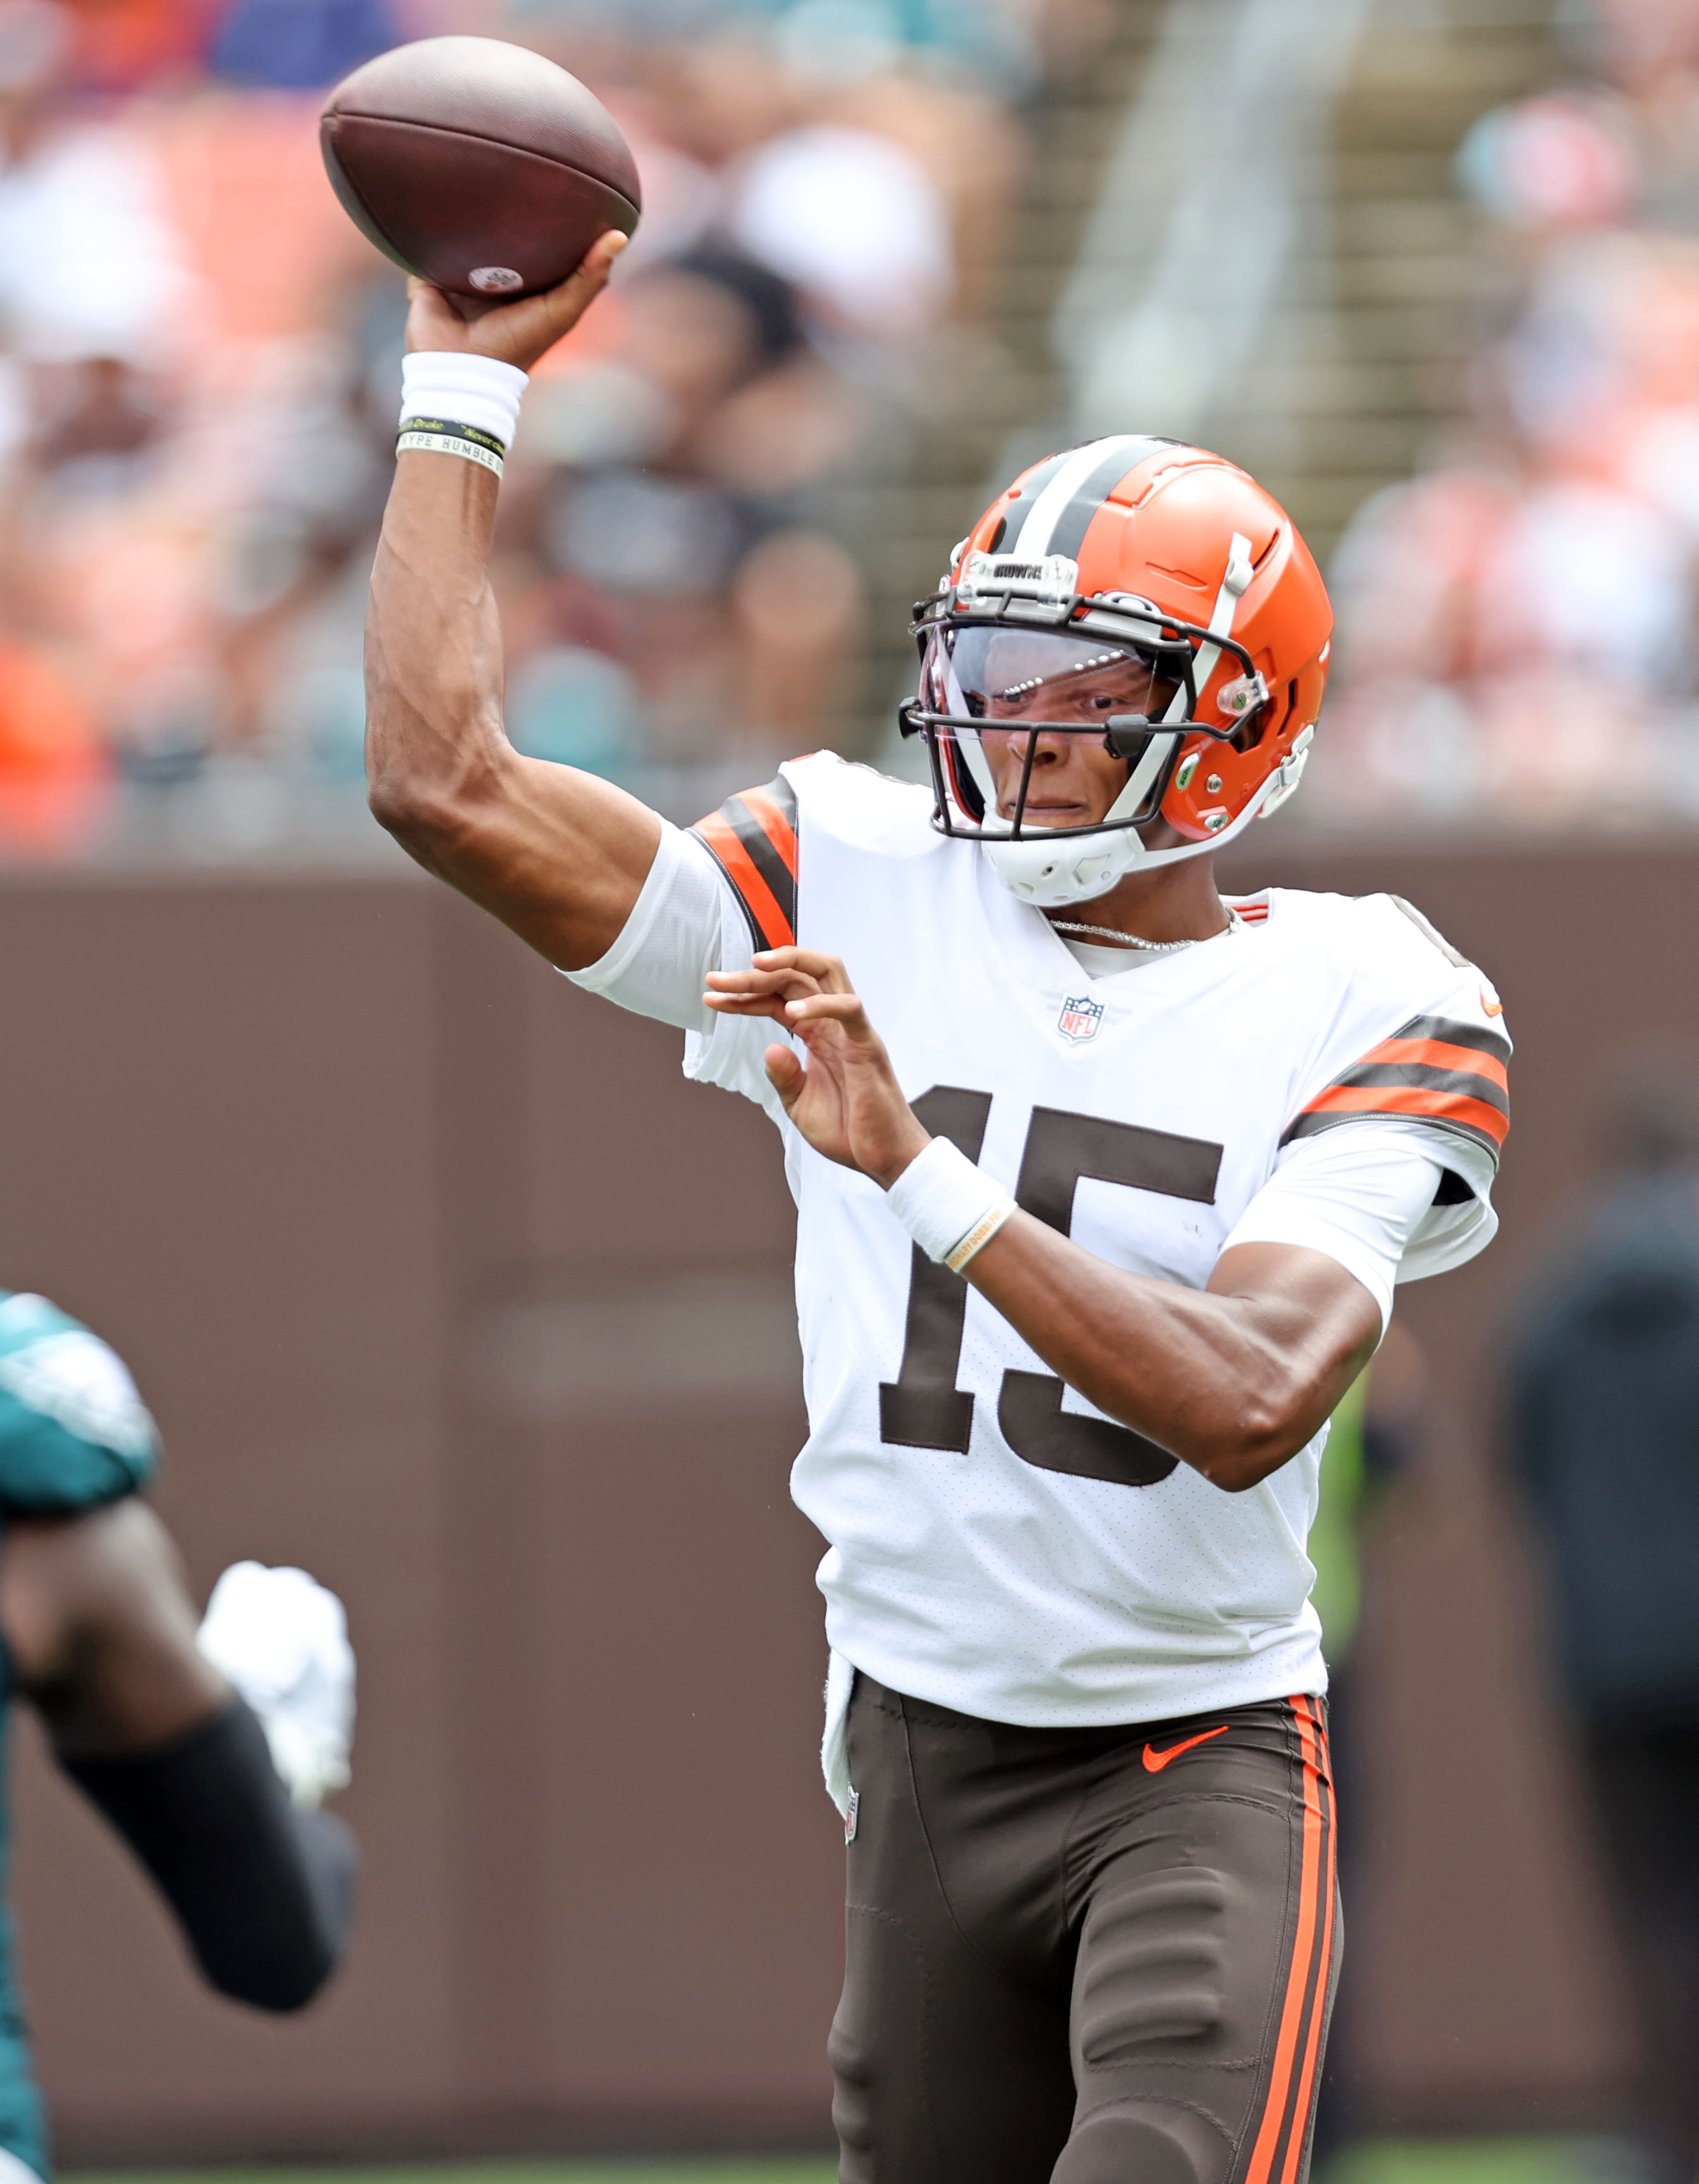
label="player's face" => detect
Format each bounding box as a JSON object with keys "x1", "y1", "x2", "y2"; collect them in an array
[
  {"x1": 977, "y1": 724, "x2": 1130, "y2": 827},
  {"x1": 924, "y1": 627, "x2": 1183, "y2": 828}
]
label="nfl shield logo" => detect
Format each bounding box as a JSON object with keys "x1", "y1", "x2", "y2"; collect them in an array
[{"x1": 1057, "y1": 994, "x2": 1104, "y2": 1044}]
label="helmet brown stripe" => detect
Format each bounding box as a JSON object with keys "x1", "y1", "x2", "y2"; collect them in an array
[{"x1": 1047, "y1": 437, "x2": 1180, "y2": 563}]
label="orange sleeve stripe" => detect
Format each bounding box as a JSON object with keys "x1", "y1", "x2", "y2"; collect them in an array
[
  {"x1": 737, "y1": 785, "x2": 799, "y2": 880},
  {"x1": 1361, "y1": 1037, "x2": 1509, "y2": 1091},
  {"x1": 694, "y1": 813, "x2": 795, "y2": 948},
  {"x1": 1301, "y1": 1081, "x2": 1509, "y2": 1144}
]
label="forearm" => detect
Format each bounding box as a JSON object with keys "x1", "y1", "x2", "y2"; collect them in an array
[
  {"x1": 61, "y1": 1698, "x2": 356, "y2": 2011},
  {"x1": 364, "y1": 450, "x2": 509, "y2": 849},
  {"x1": 963, "y1": 1220, "x2": 1375, "y2": 1490},
  {"x1": 364, "y1": 449, "x2": 659, "y2": 965}
]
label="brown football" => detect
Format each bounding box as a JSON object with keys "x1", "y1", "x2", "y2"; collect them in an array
[{"x1": 320, "y1": 36, "x2": 640, "y2": 299}]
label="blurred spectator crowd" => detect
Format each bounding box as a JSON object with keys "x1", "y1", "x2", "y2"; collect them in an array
[
  {"x1": 0, "y1": 0, "x2": 1066, "y2": 860},
  {"x1": 1318, "y1": 0, "x2": 1699, "y2": 830}
]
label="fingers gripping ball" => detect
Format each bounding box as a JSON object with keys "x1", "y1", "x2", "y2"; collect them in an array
[
  {"x1": 321, "y1": 36, "x2": 641, "y2": 299},
  {"x1": 197, "y1": 1563, "x2": 356, "y2": 1809}
]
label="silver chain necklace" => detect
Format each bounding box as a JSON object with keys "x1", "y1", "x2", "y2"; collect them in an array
[{"x1": 1047, "y1": 908, "x2": 1243, "y2": 953}]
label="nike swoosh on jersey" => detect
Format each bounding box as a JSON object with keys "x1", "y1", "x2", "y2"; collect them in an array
[{"x1": 1142, "y1": 1724, "x2": 1230, "y2": 1773}]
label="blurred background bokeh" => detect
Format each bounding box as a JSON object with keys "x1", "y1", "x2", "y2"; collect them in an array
[
  {"x1": 11, "y1": 4, "x2": 1699, "y2": 2184},
  {"x1": 0, "y1": 0, "x2": 1068, "y2": 859},
  {"x1": 15, "y1": 0, "x2": 1699, "y2": 863}
]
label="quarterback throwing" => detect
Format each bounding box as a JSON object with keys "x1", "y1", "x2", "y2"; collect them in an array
[{"x1": 365, "y1": 240, "x2": 1507, "y2": 2184}]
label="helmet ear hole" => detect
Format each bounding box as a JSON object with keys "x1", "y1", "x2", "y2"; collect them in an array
[
  {"x1": 1226, "y1": 677, "x2": 1290, "y2": 755},
  {"x1": 1228, "y1": 711, "x2": 1266, "y2": 756}
]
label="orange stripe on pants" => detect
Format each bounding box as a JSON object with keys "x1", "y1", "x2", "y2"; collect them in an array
[
  {"x1": 1279, "y1": 1697, "x2": 1338, "y2": 2184},
  {"x1": 1243, "y1": 1695, "x2": 1327, "y2": 2184}
]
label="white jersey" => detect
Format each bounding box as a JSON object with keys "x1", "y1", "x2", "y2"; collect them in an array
[{"x1": 571, "y1": 752, "x2": 1509, "y2": 1745}]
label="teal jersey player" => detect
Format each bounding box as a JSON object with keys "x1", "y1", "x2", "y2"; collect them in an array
[
  {"x1": 0, "y1": 1291, "x2": 158, "y2": 2180},
  {"x1": 0, "y1": 1290, "x2": 358, "y2": 2178}
]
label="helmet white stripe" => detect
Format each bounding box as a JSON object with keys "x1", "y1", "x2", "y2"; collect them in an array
[
  {"x1": 1007, "y1": 435, "x2": 1150, "y2": 559},
  {"x1": 1173, "y1": 529, "x2": 1254, "y2": 727}
]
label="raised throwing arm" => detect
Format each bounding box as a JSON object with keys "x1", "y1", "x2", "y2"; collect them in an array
[{"x1": 364, "y1": 237, "x2": 663, "y2": 971}]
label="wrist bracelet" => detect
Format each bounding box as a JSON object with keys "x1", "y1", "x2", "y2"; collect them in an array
[
  {"x1": 945, "y1": 1199, "x2": 1016, "y2": 1274},
  {"x1": 399, "y1": 349, "x2": 528, "y2": 455},
  {"x1": 885, "y1": 1137, "x2": 1018, "y2": 1275},
  {"x1": 395, "y1": 416, "x2": 506, "y2": 476}
]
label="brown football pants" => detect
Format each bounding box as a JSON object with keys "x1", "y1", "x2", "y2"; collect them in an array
[{"x1": 830, "y1": 1676, "x2": 1339, "y2": 2184}]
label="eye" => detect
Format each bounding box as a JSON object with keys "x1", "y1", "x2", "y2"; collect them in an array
[{"x1": 1092, "y1": 693, "x2": 1116, "y2": 711}]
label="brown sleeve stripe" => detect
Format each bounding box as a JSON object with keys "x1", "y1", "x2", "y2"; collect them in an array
[
  {"x1": 1279, "y1": 1010, "x2": 1511, "y2": 1163},
  {"x1": 1400, "y1": 1011, "x2": 1511, "y2": 1065},
  {"x1": 737, "y1": 783, "x2": 799, "y2": 880},
  {"x1": 690, "y1": 773, "x2": 799, "y2": 952},
  {"x1": 1369, "y1": 1035, "x2": 1508, "y2": 1094},
  {"x1": 1330, "y1": 1059, "x2": 1508, "y2": 1119}
]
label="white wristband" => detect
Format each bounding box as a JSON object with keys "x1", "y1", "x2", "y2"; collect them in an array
[
  {"x1": 885, "y1": 1137, "x2": 1017, "y2": 1274},
  {"x1": 400, "y1": 351, "x2": 528, "y2": 452}
]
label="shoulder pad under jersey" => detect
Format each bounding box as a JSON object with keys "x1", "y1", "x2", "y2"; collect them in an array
[
  {"x1": 0, "y1": 1292, "x2": 158, "y2": 1512},
  {"x1": 688, "y1": 753, "x2": 939, "y2": 953},
  {"x1": 783, "y1": 752, "x2": 940, "y2": 859}
]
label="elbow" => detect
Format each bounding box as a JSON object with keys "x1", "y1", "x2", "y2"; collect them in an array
[
  {"x1": 364, "y1": 685, "x2": 493, "y2": 853},
  {"x1": 208, "y1": 1940, "x2": 338, "y2": 2014},
  {"x1": 1187, "y1": 1386, "x2": 1316, "y2": 1495},
  {"x1": 367, "y1": 768, "x2": 456, "y2": 852},
  {"x1": 1197, "y1": 1449, "x2": 1285, "y2": 1495},
  {"x1": 201, "y1": 1809, "x2": 358, "y2": 2012},
  {"x1": 367, "y1": 723, "x2": 513, "y2": 861},
  {"x1": 367, "y1": 756, "x2": 496, "y2": 867}
]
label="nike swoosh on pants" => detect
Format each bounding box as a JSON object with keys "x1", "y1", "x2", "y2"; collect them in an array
[{"x1": 1142, "y1": 1724, "x2": 1230, "y2": 1773}]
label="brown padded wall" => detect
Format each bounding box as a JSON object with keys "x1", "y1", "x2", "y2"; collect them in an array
[{"x1": 0, "y1": 842, "x2": 1669, "y2": 2156}]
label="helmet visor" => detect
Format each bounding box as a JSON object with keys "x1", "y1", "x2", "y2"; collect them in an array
[
  {"x1": 921, "y1": 623, "x2": 1185, "y2": 728},
  {"x1": 917, "y1": 624, "x2": 1187, "y2": 835}
]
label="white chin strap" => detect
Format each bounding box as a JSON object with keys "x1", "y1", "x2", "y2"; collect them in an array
[
  {"x1": 978, "y1": 764, "x2": 1285, "y2": 906},
  {"x1": 977, "y1": 532, "x2": 1266, "y2": 909}
]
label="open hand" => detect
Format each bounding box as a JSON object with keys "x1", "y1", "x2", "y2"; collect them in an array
[
  {"x1": 404, "y1": 228, "x2": 628, "y2": 371},
  {"x1": 705, "y1": 948, "x2": 930, "y2": 1188}
]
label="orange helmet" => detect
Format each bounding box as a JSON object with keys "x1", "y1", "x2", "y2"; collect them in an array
[{"x1": 900, "y1": 435, "x2": 1333, "y2": 906}]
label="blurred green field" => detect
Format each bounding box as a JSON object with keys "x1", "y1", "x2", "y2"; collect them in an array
[
  {"x1": 60, "y1": 2142, "x2": 1631, "y2": 2184},
  {"x1": 1325, "y1": 2141, "x2": 1622, "y2": 2184}
]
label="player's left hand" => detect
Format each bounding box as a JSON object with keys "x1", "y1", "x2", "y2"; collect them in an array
[{"x1": 705, "y1": 948, "x2": 930, "y2": 1188}]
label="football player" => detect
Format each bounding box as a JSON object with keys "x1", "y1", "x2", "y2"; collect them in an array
[
  {"x1": 0, "y1": 1290, "x2": 356, "y2": 2183},
  {"x1": 365, "y1": 243, "x2": 1507, "y2": 2184}
]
